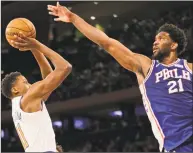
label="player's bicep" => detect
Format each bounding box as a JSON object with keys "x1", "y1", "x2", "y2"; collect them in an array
[
  {"x1": 103, "y1": 38, "x2": 151, "y2": 74},
  {"x1": 28, "y1": 69, "x2": 70, "y2": 100},
  {"x1": 38, "y1": 70, "x2": 67, "y2": 97},
  {"x1": 134, "y1": 53, "x2": 152, "y2": 76},
  {"x1": 42, "y1": 92, "x2": 52, "y2": 102}
]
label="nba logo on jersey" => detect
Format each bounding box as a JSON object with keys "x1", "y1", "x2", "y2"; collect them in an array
[{"x1": 174, "y1": 64, "x2": 183, "y2": 68}]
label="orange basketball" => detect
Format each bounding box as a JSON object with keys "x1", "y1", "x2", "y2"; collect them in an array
[{"x1": 5, "y1": 18, "x2": 36, "y2": 46}]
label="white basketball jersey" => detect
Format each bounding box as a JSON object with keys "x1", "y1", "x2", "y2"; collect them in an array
[{"x1": 12, "y1": 96, "x2": 57, "y2": 152}]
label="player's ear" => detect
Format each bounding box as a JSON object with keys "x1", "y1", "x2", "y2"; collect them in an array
[
  {"x1": 171, "y1": 42, "x2": 178, "y2": 50},
  {"x1": 11, "y1": 86, "x2": 19, "y2": 95}
]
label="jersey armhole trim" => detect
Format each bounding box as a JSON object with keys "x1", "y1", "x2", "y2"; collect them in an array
[
  {"x1": 19, "y1": 96, "x2": 24, "y2": 112},
  {"x1": 184, "y1": 60, "x2": 192, "y2": 74},
  {"x1": 140, "y1": 60, "x2": 155, "y2": 85},
  {"x1": 19, "y1": 96, "x2": 44, "y2": 115}
]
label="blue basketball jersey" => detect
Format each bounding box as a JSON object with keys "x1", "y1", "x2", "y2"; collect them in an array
[{"x1": 139, "y1": 58, "x2": 193, "y2": 151}]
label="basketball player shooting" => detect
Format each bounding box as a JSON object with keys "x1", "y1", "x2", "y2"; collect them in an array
[
  {"x1": 1, "y1": 33, "x2": 72, "y2": 152},
  {"x1": 48, "y1": 2, "x2": 193, "y2": 152}
]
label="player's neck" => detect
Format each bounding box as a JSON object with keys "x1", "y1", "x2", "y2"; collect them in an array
[
  {"x1": 159, "y1": 54, "x2": 178, "y2": 65},
  {"x1": 12, "y1": 93, "x2": 23, "y2": 99}
]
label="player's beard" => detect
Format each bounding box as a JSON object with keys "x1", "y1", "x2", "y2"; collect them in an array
[{"x1": 152, "y1": 48, "x2": 170, "y2": 62}]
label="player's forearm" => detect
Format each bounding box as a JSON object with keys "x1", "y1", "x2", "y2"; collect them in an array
[
  {"x1": 35, "y1": 41, "x2": 72, "y2": 70},
  {"x1": 70, "y1": 13, "x2": 109, "y2": 47},
  {"x1": 31, "y1": 49, "x2": 53, "y2": 79}
]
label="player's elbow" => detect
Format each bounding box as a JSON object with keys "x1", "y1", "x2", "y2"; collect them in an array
[
  {"x1": 66, "y1": 63, "x2": 72, "y2": 73},
  {"x1": 99, "y1": 37, "x2": 115, "y2": 51},
  {"x1": 58, "y1": 62, "x2": 72, "y2": 71},
  {"x1": 58, "y1": 63, "x2": 72, "y2": 76},
  {"x1": 97, "y1": 36, "x2": 111, "y2": 49}
]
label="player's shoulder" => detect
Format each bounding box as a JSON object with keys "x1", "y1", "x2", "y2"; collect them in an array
[
  {"x1": 134, "y1": 53, "x2": 152, "y2": 62},
  {"x1": 181, "y1": 58, "x2": 192, "y2": 71},
  {"x1": 135, "y1": 53, "x2": 152, "y2": 74},
  {"x1": 20, "y1": 85, "x2": 43, "y2": 113},
  {"x1": 134, "y1": 53, "x2": 153, "y2": 84},
  {"x1": 133, "y1": 53, "x2": 152, "y2": 66},
  {"x1": 12, "y1": 96, "x2": 22, "y2": 108},
  {"x1": 187, "y1": 62, "x2": 192, "y2": 70},
  {"x1": 21, "y1": 81, "x2": 43, "y2": 104}
]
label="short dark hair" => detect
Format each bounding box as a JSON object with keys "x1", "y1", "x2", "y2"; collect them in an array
[
  {"x1": 157, "y1": 23, "x2": 187, "y2": 55},
  {"x1": 1, "y1": 72, "x2": 21, "y2": 99}
]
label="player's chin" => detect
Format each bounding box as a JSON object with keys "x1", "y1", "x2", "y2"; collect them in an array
[{"x1": 152, "y1": 52, "x2": 159, "y2": 59}]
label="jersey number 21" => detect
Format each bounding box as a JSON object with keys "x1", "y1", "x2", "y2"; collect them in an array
[{"x1": 167, "y1": 79, "x2": 184, "y2": 94}]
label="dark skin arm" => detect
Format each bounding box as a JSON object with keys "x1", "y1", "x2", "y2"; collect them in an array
[
  {"x1": 56, "y1": 145, "x2": 64, "y2": 152},
  {"x1": 187, "y1": 63, "x2": 192, "y2": 71},
  {"x1": 12, "y1": 34, "x2": 72, "y2": 112},
  {"x1": 47, "y1": 2, "x2": 152, "y2": 85},
  {"x1": 31, "y1": 49, "x2": 53, "y2": 101}
]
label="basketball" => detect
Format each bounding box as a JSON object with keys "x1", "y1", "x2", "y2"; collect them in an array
[{"x1": 5, "y1": 18, "x2": 36, "y2": 46}]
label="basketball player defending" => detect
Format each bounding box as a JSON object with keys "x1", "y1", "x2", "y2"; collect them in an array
[
  {"x1": 1, "y1": 33, "x2": 72, "y2": 152},
  {"x1": 48, "y1": 2, "x2": 193, "y2": 152}
]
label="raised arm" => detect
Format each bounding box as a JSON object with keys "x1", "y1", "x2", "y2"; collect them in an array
[
  {"x1": 11, "y1": 34, "x2": 72, "y2": 110},
  {"x1": 31, "y1": 49, "x2": 53, "y2": 101},
  {"x1": 31, "y1": 50, "x2": 53, "y2": 79},
  {"x1": 48, "y1": 2, "x2": 152, "y2": 76}
]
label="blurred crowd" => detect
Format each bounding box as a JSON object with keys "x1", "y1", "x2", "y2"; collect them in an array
[
  {"x1": 2, "y1": 6, "x2": 193, "y2": 110},
  {"x1": 47, "y1": 5, "x2": 193, "y2": 103},
  {"x1": 2, "y1": 116, "x2": 159, "y2": 152},
  {"x1": 1, "y1": 3, "x2": 192, "y2": 153}
]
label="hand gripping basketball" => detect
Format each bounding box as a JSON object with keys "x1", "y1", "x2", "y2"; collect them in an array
[
  {"x1": 5, "y1": 18, "x2": 36, "y2": 47},
  {"x1": 11, "y1": 32, "x2": 38, "y2": 51}
]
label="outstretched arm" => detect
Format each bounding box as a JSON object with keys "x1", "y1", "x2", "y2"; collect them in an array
[
  {"x1": 48, "y1": 2, "x2": 151, "y2": 76},
  {"x1": 31, "y1": 49, "x2": 53, "y2": 101}
]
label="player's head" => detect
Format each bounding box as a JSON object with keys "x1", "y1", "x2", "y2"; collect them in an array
[
  {"x1": 152, "y1": 23, "x2": 187, "y2": 61},
  {"x1": 1, "y1": 72, "x2": 31, "y2": 99}
]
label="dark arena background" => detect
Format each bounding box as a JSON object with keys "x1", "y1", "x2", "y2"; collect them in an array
[{"x1": 1, "y1": 1, "x2": 193, "y2": 152}]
